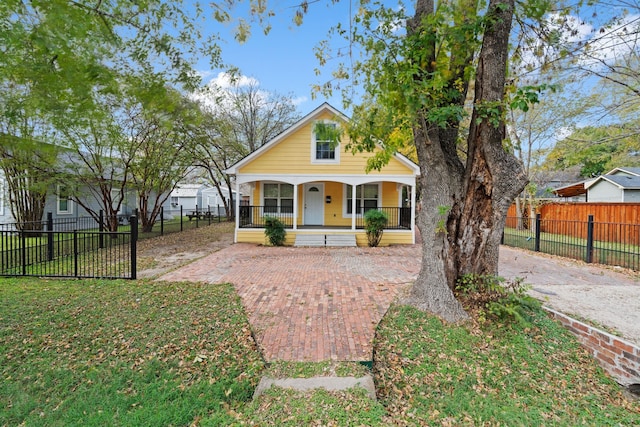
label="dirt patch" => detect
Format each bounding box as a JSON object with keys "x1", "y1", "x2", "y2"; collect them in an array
[
  {"x1": 136, "y1": 222, "x2": 235, "y2": 278},
  {"x1": 499, "y1": 246, "x2": 640, "y2": 346}
]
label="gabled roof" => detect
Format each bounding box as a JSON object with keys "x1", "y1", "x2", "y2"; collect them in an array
[
  {"x1": 585, "y1": 174, "x2": 640, "y2": 190},
  {"x1": 172, "y1": 184, "x2": 205, "y2": 197},
  {"x1": 224, "y1": 102, "x2": 420, "y2": 175},
  {"x1": 606, "y1": 167, "x2": 640, "y2": 177}
]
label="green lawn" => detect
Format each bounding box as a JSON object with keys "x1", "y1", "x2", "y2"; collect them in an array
[{"x1": 1, "y1": 278, "x2": 637, "y2": 426}]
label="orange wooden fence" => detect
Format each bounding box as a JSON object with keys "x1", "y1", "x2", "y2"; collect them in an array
[{"x1": 506, "y1": 202, "x2": 640, "y2": 246}]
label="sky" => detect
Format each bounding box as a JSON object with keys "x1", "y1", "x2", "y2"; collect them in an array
[
  {"x1": 194, "y1": 1, "x2": 359, "y2": 116},
  {"x1": 188, "y1": 1, "x2": 640, "y2": 123}
]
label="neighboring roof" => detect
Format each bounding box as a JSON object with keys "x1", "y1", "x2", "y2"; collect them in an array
[
  {"x1": 171, "y1": 184, "x2": 204, "y2": 197},
  {"x1": 553, "y1": 179, "x2": 594, "y2": 198},
  {"x1": 224, "y1": 102, "x2": 420, "y2": 176},
  {"x1": 585, "y1": 174, "x2": 640, "y2": 190},
  {"x1": 606, "y1": 167, "x2": 640, "y2": 177}
]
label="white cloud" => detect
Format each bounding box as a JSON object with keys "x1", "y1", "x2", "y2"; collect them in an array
[
  {"x1": 190, "y1": 72, "x2": 264, "y2": 112},
  {"x1": 209, "y1": 71, "x2": 259, "y2": 90},
  {"x1": 580, "y1": 14, "x2": 640, "y2": 68}
]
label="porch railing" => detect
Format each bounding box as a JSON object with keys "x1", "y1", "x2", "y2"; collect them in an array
[{"x1": 238, "y1": 206, "x2": 411, "y2": 229}]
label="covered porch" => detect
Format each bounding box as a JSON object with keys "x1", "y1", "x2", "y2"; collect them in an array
[{"x1": 233, "y1": 175, "x2": 417, "y2": 246}]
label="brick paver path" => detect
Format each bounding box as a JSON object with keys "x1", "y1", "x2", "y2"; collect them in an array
[{"x1": 159, "y1": 243, "x2": 420, "y2": 361}]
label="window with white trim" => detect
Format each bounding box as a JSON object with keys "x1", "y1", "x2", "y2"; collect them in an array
[
  {"x1": 345, "y1": 184, "x2": 379, "y2": 215},
  {"x1": 263, "y1": 183, "x2": 294, "y2": 214},
  {"x1": 57, "y1": 184, "x2": 72, "y2": 214},
  {"x1": 312, "y1": 122, "x2": 339, "y2": 163}
]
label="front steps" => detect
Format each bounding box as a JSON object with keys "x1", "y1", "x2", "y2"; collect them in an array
[{"x1": 294, "y1": 234, "x2": 357, "y2": 247}]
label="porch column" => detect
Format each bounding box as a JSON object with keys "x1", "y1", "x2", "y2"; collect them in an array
[
  {"x1": 411, "y1": 183, "x2": 417, "y2": 244},
  {"x1": 351, "y1": 184, "x2": 357, "y2": 230},
  {"x1": 234, "y1": 181, "x2": 240, "y2": 243},
  {"x1": 293, "y1": 183, "x2": 298, "y2": 230}
]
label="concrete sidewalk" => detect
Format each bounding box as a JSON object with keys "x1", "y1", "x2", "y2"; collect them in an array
[{"x1": 159, "y1": 242, "x2": 640, "y2": 362}]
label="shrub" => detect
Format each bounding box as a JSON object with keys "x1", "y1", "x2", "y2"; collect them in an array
[
  {"x1": 455, "y1": 274, "x2": 541, "y2": 325},
  {"x1": 364, "y1": 209, "x2": 388, "y2": 247},
  {"x1": 264, "y1": 216, "x2": 286, "y2": 246}
]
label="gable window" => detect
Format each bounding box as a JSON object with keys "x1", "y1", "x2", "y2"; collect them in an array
[
  {"x1": 57, "y1": 185, "x2": 72, "y2": 215},
  {"x1": 263, "y1": 183, "x2": 294, "y2": 214},
  {"x1": 345, "y1": 184, "x2": 379, "y2": 215},
  {"x1": 312, "y1": 122, "x2": 339, "y2": 163}
]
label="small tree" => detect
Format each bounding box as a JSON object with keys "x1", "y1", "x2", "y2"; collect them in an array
[
  {"x1": 364, "y1": 209, "x2": 388, "y2": 247},
  {"x1": 264, "y1": 216, "x2": 286, "y2": 246}
]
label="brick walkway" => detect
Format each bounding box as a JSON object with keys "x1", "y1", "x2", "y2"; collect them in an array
[{"x1": 159, "y1": 243, "x2": 420, "y2": 362}]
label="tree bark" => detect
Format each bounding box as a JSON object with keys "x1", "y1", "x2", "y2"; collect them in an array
[{"x1": 404, "y1": 0, "x2": 528, "y2": 323}]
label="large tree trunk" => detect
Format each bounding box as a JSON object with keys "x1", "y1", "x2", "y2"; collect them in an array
[{"x1": 404, "y1": 0, "x2": 528, "y2": 323}]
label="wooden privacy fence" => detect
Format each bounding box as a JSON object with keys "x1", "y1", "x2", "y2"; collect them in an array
[{"x1": 507, "y1": 202, "x2": 640, "y2": 246}]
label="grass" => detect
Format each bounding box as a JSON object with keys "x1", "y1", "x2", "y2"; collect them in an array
[
  {"x1": 0, "y1": 278, "x2": 264, "y2": 426},
  {"x1": 374, "y1": 304, "x2": 639, "y2": 426},
  {"x1": 1, "y1": 277, "x2": 638, "y2": 426},
  {"x1": 503, "y1": 226, "x2": 640, "y2": 270}
]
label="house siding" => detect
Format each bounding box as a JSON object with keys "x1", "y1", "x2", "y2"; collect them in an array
[
  {"x1": 238, "y1": 112, "x2": 414, "y2": 177},
  {"x1": 623, "y1": 190, "x2": 640, "y2": 202},
  {"x1": 588, "y1": 181, "x2": 623, "y2": 202}
]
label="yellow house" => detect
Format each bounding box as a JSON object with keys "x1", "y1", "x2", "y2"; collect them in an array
[{"x1": 225, "y1": 103, "x2": 420, "y2": 246}]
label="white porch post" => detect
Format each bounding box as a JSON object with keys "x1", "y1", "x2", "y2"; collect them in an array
[
  {"x1": 410, "y1": 183, "x2": 417, "y2": 244},
  {"x1": 351, "y1": 184, "x2": 357, "y2": 230},
  {"x1": 293, "y1": 183, "x2": 298, "y2": 230},
  {"x1": 234, "y1": 181, "x2": 240, "y2": 243}
]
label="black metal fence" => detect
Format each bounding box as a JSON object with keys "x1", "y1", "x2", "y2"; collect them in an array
[
  {"x1": 503, "y1": 214, "x2": 640, "y2": 271},
  {"x1": 239, "y1": 206, "x2": 411, "y2": 229},
  {"x1": 1, "y1": 216, "x2": 138, "y2": 279}
]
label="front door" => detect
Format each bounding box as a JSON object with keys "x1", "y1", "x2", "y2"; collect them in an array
[{"x1": 304, "y1": 184, "x2": 324, "y2": 225}]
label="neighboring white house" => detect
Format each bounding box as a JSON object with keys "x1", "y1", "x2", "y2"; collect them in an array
[
  {"x1": 165, "y1": 183, "x2": 239, "y2": 215},
  {"x1": 554, "y1": 167, "x2": 640, "y2": 202},
  {"x1": 0, "y1": 169, "x2": 137, "y2": 229},
  {"x1": 0, "y1": 172, "x2": 11, "y2": 224},
  {"x1": 585, "y1": 167, "x2": 640, "y2": 202}
]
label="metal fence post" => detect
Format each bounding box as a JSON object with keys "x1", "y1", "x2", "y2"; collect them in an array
[
  {"x1": 130, "y1": 215, "x2": 138, "y2": 280},
  {"x1": 586, "y1": 215, "x2": 594, "y2": 264},
  {"x1": 46, "y1": 212, "x2": 54, "y2": 261},
  {"x1": 180, "y1": 205, "x2": 183, "y2": 232},
  {"x1": 73, "y1": 230, "x2": 78, "y2": 277},
  {"x1": 195, "y1": 205, "x2": 199, "y2": 228},
  {"x1": 534, "y1": 214, "x2": 541, "y2": 252},
  {"x1": 208, "y1": 206, "x2": 211, "y2": 225},
  {"x1": 160, "y1": 206, "x2": 164, "y2": 236},
  {"x1": 21, "y1": 229, "x2": 26, "y2": 276},
  {"x1": 99, "y1": 209, "x2": 104, "y2": 249}
]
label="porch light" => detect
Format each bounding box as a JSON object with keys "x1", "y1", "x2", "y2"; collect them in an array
[{"x1": 326, "y1": 196, "x2": 332, "y2": 203}]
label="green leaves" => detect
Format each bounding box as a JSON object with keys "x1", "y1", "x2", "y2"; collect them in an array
[{"x1": 509, "y1": 84, "x2": 556, "y2": 113}]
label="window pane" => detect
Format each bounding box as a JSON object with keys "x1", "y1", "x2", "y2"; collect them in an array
[
  {"x1": 281, "y1": 199, "x2": 294, "y2": 213},
  {"x1": 364, "y1": 200, "x2": 377, "y2": 212},
  {"x1": 59, "y1": 199, "x2": 68, "y2": 212},
  {"x1": 316, "y1": 142, "x2": 335, "y2": 160},
  {"x1": 346, "y1": 185, "x2": 353, "y2": 198},
  {"x1": 264, "y1": 198, "x2": 277, "y2": 213},
  {"x1": 264, "y1": 183, "x2": 279, "y2": 198},
  {"x1": 281, "y1": 184, "x2": 293, "y2": 197},
  {"x1": 363, "y1": 184, "x2": 378, "y2": 199}
]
